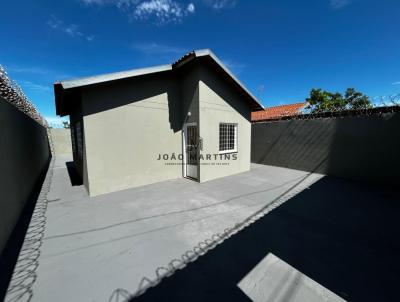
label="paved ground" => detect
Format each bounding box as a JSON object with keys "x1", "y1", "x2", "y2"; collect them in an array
[
  {"x1": 132, "y1": 172, "x2": 400, "y2": 302},
  {"x1": 237, "y1": 253, "x2": 346, "y2": 302},
  {"x1": 25, "y1": 156, "x2": 322, "y2": 302}
]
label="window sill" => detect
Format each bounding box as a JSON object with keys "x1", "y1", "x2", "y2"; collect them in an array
[{"x1": 219, "y1": 149, "x2": 238, "y2": 154}]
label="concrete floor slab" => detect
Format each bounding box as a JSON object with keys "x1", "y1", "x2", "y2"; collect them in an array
[
  {"x1": 17, "y1": 156, "x2": 323, "y2": 301},
  {"x1": 238, "y1": 253, "x2": 346, "y2": 302},
  {"x1": 130, "y1": 173, "x2": 400, "y2": 302}
]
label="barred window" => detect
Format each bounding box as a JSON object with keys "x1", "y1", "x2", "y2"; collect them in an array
[
  {"x1": 70, "y1": 126, "x2": 76, "y2": 155},
  {"x1": 76, "y1": 122, "x2": 83, "y2": 159},
  {"x1": 219, "y1": 123, "x2": 237, "y2": 153}
]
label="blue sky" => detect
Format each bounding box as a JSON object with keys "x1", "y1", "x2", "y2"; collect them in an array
[{"x1": 1, "y1": 0, "x2": 399, "y2": 124}]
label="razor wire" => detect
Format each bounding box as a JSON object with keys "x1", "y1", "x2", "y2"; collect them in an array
[
  {"x1": 0, "y1": 65, "x2": 47, "y2": 127},
  {"x1": 254, "y1": 94, "x2": 400, "y2": 123}
]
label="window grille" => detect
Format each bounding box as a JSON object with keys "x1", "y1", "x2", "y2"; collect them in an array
[
  {"x1": 219, "y1": 123, "x2": 237, "y2": 153},
  {"x1": 71, "y1": 126, "x2": 77, "y2": 155},
  {"x1": 76, "y1": 122, "x2": 83, "y2": 158}
]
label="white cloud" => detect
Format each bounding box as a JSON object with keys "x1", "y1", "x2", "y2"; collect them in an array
[
  {"x1": 329, "y1": 0, "x2": 350, "y2": 10},
  {"x1": 47, "y1": 15, "x2": 94, "y2": 41},
  {"x1": 81, "y1": 0, "x2": 110, "y2": 4},
  {"x1": 392, "y1": 81, "x2": 400, "y2": 85},
  {"x1": 6, "y1": 65, "x2": 71, "y2": 80},
  {"x1": 81, "y1": 0, "x2": 199, "y2": 24},
  {"x1": 7, "y1": 66, "x2": 50, "y2": 75},
  {"x1": 133, "y1": 0, "x2": 194, "y2": 24},
  {"x1": 222, "y1": 59, "x2": 246, "y2": 74},
  {"x1": 64, "y1": 24, "x2": 83, "y2": 37},
  {"x1": 81, "y1": 0, "x2": 138, "y2": 7},
  {"x1": 47, "y1": 15, "x2": 63, "y2": 29},
  {"x1": 21, "y1": 81, "x2": 51, "y2": 92},
  {"x1": 81, "y1": 0, "x2": 239, "y2": 24},
  {"x1": 132, "y1": 42, "x2": 186, "y2": 55},
  {"x1": 187, "y1": 3, "x2": 195, "y2": 13},
  {"x1": 204, "y1": 0, "x2": 237, "y2": 10}
]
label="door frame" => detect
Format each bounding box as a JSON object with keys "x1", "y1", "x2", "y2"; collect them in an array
[{"x1": 182, "y1": 122, "x2": 198, "y2": 180}]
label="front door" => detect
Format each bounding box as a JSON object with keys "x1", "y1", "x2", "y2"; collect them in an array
[{"x1": 184, "y1": 123, "x2": 198, "y2": 179}]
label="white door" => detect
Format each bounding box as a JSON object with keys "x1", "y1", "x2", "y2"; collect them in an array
[{"x1": 183, "y1": 123, "x2": 198, "y2": 179}]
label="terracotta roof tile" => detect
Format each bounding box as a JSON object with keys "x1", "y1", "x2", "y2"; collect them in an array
[{"x1": 251, "y1": 102, "x2": 308, "y2": 122}]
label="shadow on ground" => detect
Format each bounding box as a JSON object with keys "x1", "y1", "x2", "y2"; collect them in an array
[
  {"x1": 0, "y1": 159, "x2": 50, "y2": 301},
  {"x1": 131, "y1": 176, "x2": 400, "y2": 302},
  {"x1": 66, "y1": 161, "x2": 83, "y2": 186}
]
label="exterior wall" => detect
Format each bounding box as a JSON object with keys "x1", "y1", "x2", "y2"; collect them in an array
[
  {"x1": 198, "y1": 66, "x2": 252, "y2": 182},
  {"x1": 180, "y1": 65, "x2": 200, "y2": 178},
  {"x1": 251, "y1": 112, "x2": 400, "y2": 187},
  {"x1": 0, "y1": 99, "x2": 50, "y2": 253},
  {"x1": 82, "y1": 73, "x2": 183, "y2": 196},
  {"x1": 180, "y1": 65, "x2": 200, "y2": 125},
  {"x1": 50, "y1": 128, "x2": 72, "y2": 156},
  {"x1": 69, "y1": 64, "x2": 253, "y2": 196}
]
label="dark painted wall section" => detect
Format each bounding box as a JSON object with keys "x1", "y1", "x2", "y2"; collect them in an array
[
  {"x1": 251, "y1": 112, "x2": 400, "y2": 187},
  {"x1": 0, "y1": 99, "x2": 50, "y2": 254}
]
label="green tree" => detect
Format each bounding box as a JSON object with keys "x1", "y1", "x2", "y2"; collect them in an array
[
  {"x1": 306, "y1": 88, "x2": 372, "y2": 113},
  {"x1": 344, "y1": 88, "x2": 372, "y2": 109}
]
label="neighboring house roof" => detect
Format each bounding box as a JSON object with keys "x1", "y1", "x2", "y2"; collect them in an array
[
  {"x1": 55, "y1": 49, "x2": 264, "y2": 116},
  {"x1": 251, "y1": 102, "x2": 308, "y2": 122}
]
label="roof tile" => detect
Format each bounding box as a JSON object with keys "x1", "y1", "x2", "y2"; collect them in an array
[{"x1": 251, "y1": 102, "x2": 307, "y2": 121}]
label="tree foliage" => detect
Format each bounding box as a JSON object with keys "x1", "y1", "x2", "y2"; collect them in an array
[
  {"x1": 306, "y1": 88, "x2": 372, "y2": 113},
  {"x1": 62, "y1": 121, "x2": 70, "y2": 129}
]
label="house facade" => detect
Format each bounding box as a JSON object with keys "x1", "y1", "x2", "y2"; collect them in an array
[{"x1": 55, "y1": 49, "x2": 263, "y2": 196}]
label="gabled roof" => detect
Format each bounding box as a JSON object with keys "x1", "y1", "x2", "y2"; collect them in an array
[
  {"x1": 251, "y1": 102, "x2": 308, "y2": 122},
  {"x1": 59, "y1": 64, "x2": 172, "y2": 89},
  {"x1": 173, "y1": 49, "x2": 263, "y2": 110},
  {"x1": 55, "y1": 49, "x2": 264, "y2": 116}
]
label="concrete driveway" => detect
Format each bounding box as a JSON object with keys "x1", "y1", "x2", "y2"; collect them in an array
[{"x1": 14, "y1": 156, "x2": 323, "y2": 301}]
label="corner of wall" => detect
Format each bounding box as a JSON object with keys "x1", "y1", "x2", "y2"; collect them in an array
[{"x1": 82, "y1": 114, "x2": 91, "y2": 196}]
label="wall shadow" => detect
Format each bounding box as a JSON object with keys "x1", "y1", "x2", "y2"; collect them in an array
[
  {"x1": 130, "y1": 177, "x2": 400, "y2": 302},
  {"x1": 198, "y1": 59, "x2": 252, "y2": 122},
  {"x1": 0, "y1": 157, "x2": 51, "y2": 301},
  {"x1": 80, "y1": 72, "x2": 183, "y2": 133},
  {"x1": 175, "y1": 62, "x2": 199, "y2": 127},
  {"x1": 327, "y1": 112, "x2": 400, "y2": 187},
  {"x1": 252, "y1": 119, "x2": 335, "y2": 174},
  {"x1": 251, "y1": 112, "x2": 400, "y2": 187},
  {"x1": 66, "y1": 161, "x2": 83, "y2": 186}
]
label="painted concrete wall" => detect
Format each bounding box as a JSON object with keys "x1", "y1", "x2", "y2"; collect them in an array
[
  {"x1": 198, "y1": 65, "x2": 252, "y2": 182},
  {"x1": 50, "y1": 128, "x2": 72, "y2": 156},
  {"x1": 251, "y1": 112, "x2": 400, "y2": 187},
  {"x1": 179, "y1": 64, "x2": 200, "y2": 178},
  {"x1": 82, "y1": 73, "x2": 183, "y2": 196},
  {"x1": 0, "y1": 99, "x2": 50, "y2": 253},
  {"x1": 75, "y1": 63, "x2": 253, "y2": 196},
  {"x1": 180, "y1": 64, "x2": 200, "y2": 126}
]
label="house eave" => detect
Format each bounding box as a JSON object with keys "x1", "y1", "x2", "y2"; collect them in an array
[
  {"x1": 173, "y1": 49, "x2": 264, "y2": 111},
  {"x1": 54, "y1": 49, "x2": 264, "y2": 116}
]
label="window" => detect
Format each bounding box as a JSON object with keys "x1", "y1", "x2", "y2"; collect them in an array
[
  {"x1": 219, "y1": 123, "x2": 237, "y2": 153},
  {"x1": 75, "y1": 122, "x2": 83, "y2": 159},
  {"x1": 70, "y1": 126, "x2": 76, "y2": 155}
]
